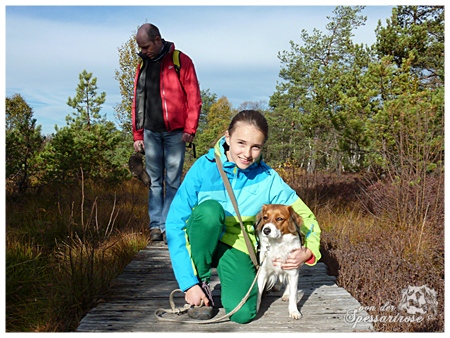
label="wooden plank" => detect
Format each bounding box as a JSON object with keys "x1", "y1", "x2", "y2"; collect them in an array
[{"x1": 77, "y1": 243, "x2": 373, "y2": 332}]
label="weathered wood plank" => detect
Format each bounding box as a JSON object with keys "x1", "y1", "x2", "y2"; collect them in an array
[{"x1": 77, "y1": 243, "x2": 373, "y2": 332}]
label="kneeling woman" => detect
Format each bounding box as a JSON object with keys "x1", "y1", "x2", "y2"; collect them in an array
[{"x1": 165, "y1": 110, "x2": 321, "y2": 323}]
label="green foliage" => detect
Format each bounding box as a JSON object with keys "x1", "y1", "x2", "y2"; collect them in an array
[
  {"x1": 67, "y1": 70, "x2": 107, "y2": 127},
  {"x1": 114, "y1": 31, "x2": 140, "y2": 136},
  {"x1": 374, "y1": 6, "x2": 444, "y2": 88},
  {"x1": 366, "y1": 5, "x2": 444, "y2": 178},
  {"x1": 270, "y1": 6, "x2": 373, "y2": 172},
  {"x1": 195, "y1": 96, "x2": 236, "y2": 155},
  {"x1": 269, "y1": 5, "x2": 443, "y2": 175},
  {"x1": 197, "y1": 88, "x2": 218, "y2": 135},
  {"x1": 37, "y1": 123, "x2": 127, "y2": 184},
  {"x1": 365, "y1": 55, "x2": 444, "y2": 226},
  {"x1": 36, "y1": 71, "x2": 129, "y2": 186},
  {"x1": 183, "y1": 89, "x2": 219, "y2": 168},
  {"x1": 5, "y1": 94, "x2": 44, "y2": 193}
]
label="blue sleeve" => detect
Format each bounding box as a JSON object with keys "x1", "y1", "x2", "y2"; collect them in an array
[
  {"x1": 165, "y1": 157, "x2": 204, "y2": 291},
  {"x1": 267, "y1": 169, "x2": 299, "y2": 205}
]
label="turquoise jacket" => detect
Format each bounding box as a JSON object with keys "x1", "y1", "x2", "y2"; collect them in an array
[{"x1": 165, "y1": 137, "x2": 321, "y2": 291}]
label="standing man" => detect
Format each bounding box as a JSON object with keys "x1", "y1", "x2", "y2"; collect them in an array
[{"x1": 132, "y1": 23, "x2": 202, "y2": 242}]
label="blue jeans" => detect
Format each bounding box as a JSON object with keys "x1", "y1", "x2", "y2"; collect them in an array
[{"x1": 144, "y1": 129, "x2": 185, "y2": 233}]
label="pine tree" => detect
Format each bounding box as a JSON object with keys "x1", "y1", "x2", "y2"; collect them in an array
[
  {"x1": 37, "y1": 71, "x2": 127, "y2": 185},
  {"x1": 5, "y1": 94, "x2": 43, "y2": 193},
  {"x1": 67, "y1": 70, "x2": 107, "y2": 128},
  {"x1": 114, "y1": 32, "x2": 140, "y2": 136},
  {"x1": 270, "y1": 6, "x2": 371, "y2": 172},
  {"x1": 374, "y1": 6, "x2": 444, "y2": 89}
]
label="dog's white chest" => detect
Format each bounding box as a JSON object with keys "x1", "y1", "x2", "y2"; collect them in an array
[
  {"x1": 257, "y1": 233, "x2": 303, "y2": 319},
  {"x1": 259, "y1": 233, "x2": 301, "y2": 265}
]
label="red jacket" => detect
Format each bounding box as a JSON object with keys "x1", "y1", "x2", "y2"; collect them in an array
[{"x1": 132, "y1": 42, "x2": 202, "y2": 141}]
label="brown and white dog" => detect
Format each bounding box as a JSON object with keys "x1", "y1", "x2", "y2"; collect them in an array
[{"x1": 255, "y1": 204, "x2": 304, "y2": 319}]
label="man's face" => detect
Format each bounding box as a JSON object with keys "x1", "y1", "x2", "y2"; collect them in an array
[{"x1": 136, "y1": 34, "x2": 162, "y2": 59}]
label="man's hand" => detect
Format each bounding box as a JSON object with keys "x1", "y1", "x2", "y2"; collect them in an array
[
  {"x1": 134, "y1": 140, "x2": 145, "y2": 153},
  {"x1": 273, "y1": 247, "x2": 312, "y2": 270},
  {"x1": 182, "y1": 133, "x2": 195, "y2": 143},
  {"x1": 185, "y1": 284, "x2": 210, "y2": 307}
]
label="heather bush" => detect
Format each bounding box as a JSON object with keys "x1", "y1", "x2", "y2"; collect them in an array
[{"x1": 286, "y1": 170, "x2": 444, "y2": 332}]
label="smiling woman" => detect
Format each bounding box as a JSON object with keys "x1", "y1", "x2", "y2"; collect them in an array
[{"x1": 164, "y1": 109, "x2": 321, "y2": 323}]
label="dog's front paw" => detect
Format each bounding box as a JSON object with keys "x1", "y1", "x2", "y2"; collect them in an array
[{"x1": 289, "y1": 310, "x2": 302, "y2": 319}]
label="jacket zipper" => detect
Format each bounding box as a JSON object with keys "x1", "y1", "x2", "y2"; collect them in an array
[{"x1": 160, "y1": 64, "x2": 171, "y2": 131}]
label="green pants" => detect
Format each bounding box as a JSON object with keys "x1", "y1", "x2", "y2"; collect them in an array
[{"x1": 186, "y1": 200, "x2": 258, "y2": 324}]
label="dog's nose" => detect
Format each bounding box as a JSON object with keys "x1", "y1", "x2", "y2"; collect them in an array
[{"x1": 263, "y1": 227, "x2": 271, "y2": 235}]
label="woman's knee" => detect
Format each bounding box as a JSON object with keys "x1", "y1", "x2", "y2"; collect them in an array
[
  {"x1": 195, "y1": 199, "x2": 223, "y2": 213},
  {"x1": 187, "y1": 200, "x2": 225, "y2": 239},
  {"x1": 229, "y1": 302, "x2": 257, "y2": 324},
  {"x1": 190, "y1": 200, "x2": 225, "y2": 231}
]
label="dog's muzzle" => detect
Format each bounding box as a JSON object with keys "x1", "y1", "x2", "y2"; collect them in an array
[{"x1": 261, "y1": 223, "x2": 281, "y2": 239}]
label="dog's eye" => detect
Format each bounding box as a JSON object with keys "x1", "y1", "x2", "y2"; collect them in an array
[
  {"x1": 263, "y1": 216, "x2": 269, "y2": 220},
  {"x1": 276, "y1": 217, "x2": 284, "y2": 222}
]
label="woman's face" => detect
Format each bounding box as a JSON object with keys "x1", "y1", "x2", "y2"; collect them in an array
[{"x1": 225, "y1": 122, "x2": 265, "y2": 170}]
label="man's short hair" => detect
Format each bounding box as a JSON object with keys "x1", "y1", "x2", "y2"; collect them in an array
[{"x1": 145, "y1": 24, "x2": 161, "y2": 41}]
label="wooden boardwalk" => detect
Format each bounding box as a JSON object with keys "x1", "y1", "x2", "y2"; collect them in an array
[{"x1": 77, "y1": 243, "x2": 373, "y2": 332}]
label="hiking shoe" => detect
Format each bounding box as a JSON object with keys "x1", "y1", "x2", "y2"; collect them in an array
[
  {"x1": 187, "y1": 281, "x2": 215, "y2": 320},
  {"x1": 187, "y1": 305, "x2": 214, "y2": 320},
  {"x1": 150, "y1": 228, "x2": 162, "y2": 241}
]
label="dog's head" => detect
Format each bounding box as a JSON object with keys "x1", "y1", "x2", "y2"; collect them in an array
[{"x1": 255, "y1": 204, "x2": 303, "y2": 239}]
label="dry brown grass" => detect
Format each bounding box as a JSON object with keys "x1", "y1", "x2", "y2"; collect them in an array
[
  {"x1": 6, "y1": 179, "x2": 150, "y2": 332},
  {"x1": 279, "y1": 169, "x2": 444, "y2": 332}
]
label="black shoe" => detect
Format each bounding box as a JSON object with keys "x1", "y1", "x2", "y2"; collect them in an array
[
  {"x1": 150, "y1": 228, "x2": 162, "y2": 241},
  {"x1": 187, "y1": 305, "x2": 214, "y2": 320},
  {"x1": 187, "y1": 281, "x2": 215, "y2": 320},
  {"x1": 163, "y1": 232, "x2": 167, "y2": 244}
]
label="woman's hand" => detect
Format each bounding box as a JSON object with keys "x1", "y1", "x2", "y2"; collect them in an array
[
  {"x1": 273, "y1": 247, "x2": 313, "y2": 270},
  {"x1": 185, "y1": 284, "x2": 211, "y2": 306}
]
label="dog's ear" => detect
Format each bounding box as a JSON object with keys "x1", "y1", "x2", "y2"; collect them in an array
[
  {"x1": 288, "y1": 206, "x2": 303, "y2": 234},
  {"x1": 255, "y1": 205, "x2": 267, "y2": 230}
]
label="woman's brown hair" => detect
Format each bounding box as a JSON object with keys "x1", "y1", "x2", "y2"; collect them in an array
[{"x1": 228, "y1": 110, "x2": 269, "y2": 142}]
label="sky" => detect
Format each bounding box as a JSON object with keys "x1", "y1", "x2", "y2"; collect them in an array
[{"x1": 3, "y1": 2, "x2": 397, "y2": 136}]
